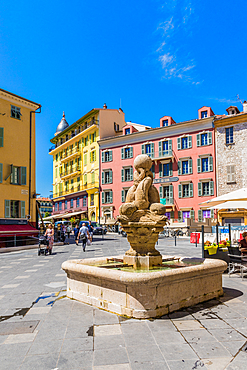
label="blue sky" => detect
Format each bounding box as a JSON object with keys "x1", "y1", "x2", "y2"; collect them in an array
[{"x1": 0, "y1": 0, "x2": 246, "y2": 196}]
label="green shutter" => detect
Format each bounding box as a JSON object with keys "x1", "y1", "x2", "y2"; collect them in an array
[
  {"x1": 89, "y1": 134, "x2": 92, "y2": 143},
  {"x1": 197, "y1": 134, "x2": 201, "y2": 147},
  {"x1": 189, "y1": 159, "x2": 193, "y2": 174},
  {"x1": 101, "y1": 152, "x2": 105, "y2": 163},
  {"x1": 197, "y1": 158, "x2": 201, "y2": 173},
  {"x1": 178, "y1": 184, "x2": 182, "y2": 198},
  {"x1": 169, "y1": 185, "x2": 173, "y2": 200},
  {"x1": 209, "y1": 181, "x2": 214, "y2": 196},
  {"x1": 159, "y1": 163, "x2": 162, "y2": 177},
  {"x1": 151, "y1": 164, "x2": 155, "y2": 177},
  {"x1": 208, "y1": 132, "x2": 213, "y2": 145},
  {"x1": 209, "y1": 156, "x2": 213, "y2": 172},
  {"x1": 198, "y1": 209, "x2": 203, "y2": 222},
  {"x1": 198, "y1": 182, "x2": 202, "y2": 196},
  {"x1": 102, "y1": 192, "x2": 105, "y2": 204},
  {"x1": 189, "y1": 183, "x2": 193, "y2": 197},
  {"x1": 178, "y1": 161, "x2": 181, "y2": 175},
  {"x1": 170, "y1": 210, "x2": 174, "y2": 219},
  {"x1": 121, "y1": 190, "x2": 125, "y2": 202},
  {"x1": 190, "y1": 210, "x2": 195, "y2": 220},
  {"x1": 169, "y1": 162, "x2": 173, "y2": 176},
  {"x1": 130, "y1": 167, "x2": 133, "y2": 181},
  {"x1": 121, "y1": 148, "x2": 124, "y2": 159},
  {"x1": 121, "y1": 169, "x2": 124, "y2": 182},
  {"x1": 130, "y1": 147, "x2": 133, "y2": 158},
  {"x1": 84, "y1": 153, "x2": 87, "y2": 165},
  {"x1": 159, "y1": 141, "x2": 162, "y2": 156},
  {"x1": 159, "y1": 186, "x2": 163, "y2": 199},
  {"x1": 102, "y1": 172, "x2": 105, "y2": 184},
  {"x1": 0, "y1": 127, "x2": 3, "y2": 147},
  {"x1": 21, "y1": 201, "x2": 25, "y2": 218},
  {"x1": 177, "y1": 137, "x2": 181, "y2": 150},
  {"x1": 0, "y1": 163, "x2": 2, "y2": 183},
  {"x1": 141, "y1": 144, "x2": 145, "y2": 154},
  {"x1": 109, "y1": 150, "x2": 113, "y2": 161},
  {"x1": 178, "y1": 211, "x2": 183, "y2": 222},
  {"x1": 5, "y1": 200, "x2": 10, "y2": 218},
  {"x1": 151, "y1": 143, "x2": 154, "y2": 158},
  {"x1": 110, "y1": 191, "x2": 113, "y2": 203},
  {"x1": 168, "y1": 139, "x2": 172, "y2": 152},
  {"x1": 210, "y1": 209, "x2": 214, "y2": 218},
  {"x1": 20, "y1": 167, "x2": 26, "y2": 185},
  {"x1": 109, "y1": 170, "x2": 113, "y2": 184},
  {"x1": 188, "y1": 136, "x2": 192, "y2": 148}
]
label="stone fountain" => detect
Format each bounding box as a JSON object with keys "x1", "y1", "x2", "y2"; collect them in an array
[{"x1": 62, "y1": 154, "x2": 227, "y2": 318}]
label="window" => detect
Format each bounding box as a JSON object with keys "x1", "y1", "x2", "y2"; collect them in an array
[
  {"x1": 114, "y1": 123, "x2": 120, "y2": 132},
  {"x1": 203, "y1": 210, "x2": 211, "y2": 218},
  {"x1": 55, "y1": 203, "x2": 58, "y2": 211},
  {"x1": 182, "y1": 137, "x2": 188, "y2": 149},
  {"x1": 201, "y1": 111, "x2": 208, "y2": 118},
  {"x1": 59, "y1": 202, "x2": 62, "y2": 211},
  {"x1": 83, "y1": 153, "x2": 87, "y2": 165},
  {"x1": 70, "y1": 198, "x2": 74, "y2": 208},
  {"x1": 159, "y1": 162, "x2": 172, "y2": 177},
  {"x1": 84, "y1": 174, "x2": 87, "y2": 184},
  {"x1": 102, "y1": 170, "x2": 113, "y2": 184},
  {"x1": 178, "y1": 183, "x2": 193, "y2": 198},
  {"x1": 11, "y1": 105, "x2": 21, "y2": 119},
  {"x1": 197, "y1": 132, "x2": 212, "y2": 146},
  {"x1": 102, "y1": 191, "x2": 113, "y2": 204},
  {"x1": 197, "y1": 156, "x2": 213, "y2": 173},
  {"x1": 183, "y1": 211, "x2": 191, "y2": 220},
  {"x1": 159, "y1": 140, "x2": 172, "y2": 157},
  {"x1": 121, "y1": 188, "x2": 130, "y2": 202},
  {"x1": 0, "y1": 127, "x2": 4, "y2": 147},
  {"x1": 65, "y1": 200, "x2": 67, "y2": 209},
  {"x1": 198, "y1": 209, "x2": 214, "y2": 221},
  {"x1": 92, "y1": 132, "x2": 96, "y2": 142},
  {"x1": 142, "y1": 143, "x2": 154, "y2": 157},
  {"x1": 5, "y1": 200, "x2": 25, "y2": 218},
  {"x1": 121, "y1": 167, "x2": 133, "y2": 182},
  {"x1": 85, "y1": 136, "x2": 88, "y2": 146},
  {"x1": 162, "y1": 119, "x2": 168, "y2": 127},
  {"x1": 0, "y1": 163, "x2": 2, "y2": 183},
  {"x1": 91, "y1": 172, "x2": 95, "y2": 184},
  {"x1": 121, "y1": 147, "x2": 133, "y2": 159},
  {"x1": 177, "y1": 136, "x2": 192, "y2": 150},
  {"x1": 125, "y1": 128, "x2": 131, "y2": 135},
  {"x1": 83, "y1": 196, "x2": 87, "y2": 207},
  {"x1": 90, "y1": 150, "x2": 96, "y2": 162},
  {"x1": 227, "y1": 165, "x2": 235, "y2": 183},
  {"x1": 178, "y1": 159, "x2": 192, "y2": 175},
  {"x1": 90, "y1": 194, "x2": 94, "y2": 206},
  {"x1": 76, "y1": 197, "x2": 80, "y2": 208},
  {"x1": 159, "y1": 185, "x2": 173, "y2": 204},
  {"x1": 198, "y1": 181, "x2": 214, "y2": 196},
  {"x1": 165, "y1": 212, "x2": 171, "y2": 219},
  {"x1": 10, "y1": 166, "x2": 26, "y2": 185},
  {"x1": 226, "y1": 127, "x2": 234, "y2": 145},
  {"x1": 102, "y1": 150, "x2": 112, "y2": 162},
  {"x1": 145, "y1": 143, "x2": 151, "y2": 154}
]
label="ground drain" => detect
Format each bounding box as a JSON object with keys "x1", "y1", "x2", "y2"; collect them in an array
[{"x1": 0, "y1": 320, "x2": 39, "y2": 335}]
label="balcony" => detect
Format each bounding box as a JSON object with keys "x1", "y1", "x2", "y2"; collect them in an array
[
  {"x1": 60, "y1": 166, "x2": 81, "y2": 179},
  {"x1": 52, "y1": 183, "x2": 98, "y2": 198},
  {"x1": 153, "y1": 150, "x2": 173, "y2": 161},
  {"x1": 61, "y1": 147, "x2": 81, "y2": 163}
]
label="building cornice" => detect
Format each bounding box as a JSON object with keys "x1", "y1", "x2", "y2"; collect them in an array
[
  {"x1": 0, "y1": 88, "x2": 41, "y2": 109},
  {"x1": 214, "y1": 113, "x2": 247, "y2": 127}
]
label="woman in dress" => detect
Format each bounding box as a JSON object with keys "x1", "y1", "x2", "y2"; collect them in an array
[
  {"x1": 45, "y1": 224, "x2": 54, "y2": 251},
  {"x1": 239, "y1": 232, "x2": 247, "y2": 256}
]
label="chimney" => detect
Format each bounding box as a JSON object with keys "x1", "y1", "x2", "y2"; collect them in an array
[
  {"x1": 103, "y1": 103, "x2": 107, "y2": 109},
  {"x1": 243, "y1": 101, "x2": 247, "y2": 113}
]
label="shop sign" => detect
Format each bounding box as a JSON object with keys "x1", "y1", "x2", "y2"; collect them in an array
[{"x1": 153, "y1": 177, "x2": 179, "y2": 184}]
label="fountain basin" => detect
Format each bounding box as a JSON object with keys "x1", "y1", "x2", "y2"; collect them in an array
[{"x1": 62, "y1": 256, "x2": 227, "y2": 319}]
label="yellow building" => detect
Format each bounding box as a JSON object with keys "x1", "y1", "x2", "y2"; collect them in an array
[
  {"x1": 49, "y1": 105, "x2": 125, "y2": 221},
  {"x1": 0, "y1": 88, "x2": 41, "y2": 241}
]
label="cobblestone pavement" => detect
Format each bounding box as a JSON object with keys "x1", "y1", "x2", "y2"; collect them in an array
[{"x1": 0, "y1": 234, "x2": 247, "y2": 369}]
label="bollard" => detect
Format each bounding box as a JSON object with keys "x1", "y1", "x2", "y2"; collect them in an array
[
  {"x1": 229, "y1": 224, "x2": 231, "y2": 246},
  {"x1": 201, "y1": 225, "x2": 204, "y2": 258},
  {"x1": 175, "y1": 233, "x2": 177, "y2": 246},
  {"x1": 216, "y1": 224, "x2": 219, "y2": 246}
]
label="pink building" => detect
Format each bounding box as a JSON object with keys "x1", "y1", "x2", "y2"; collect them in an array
[{"x1": 99, "y1": 107, "x2": 217, "y2": 223}]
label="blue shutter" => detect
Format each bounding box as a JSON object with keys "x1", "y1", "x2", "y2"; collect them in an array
[
  {"x1": 141, "y1": 144, "x2": 145, "y2": 154},
  {"x1": 189, "y1": 183, "x2": 193, "y2": 197},
  {"x1": 121, "y1": 169, "x2": 124, "y2": 182},
  {"x1": 159, "y1": 163, "x2": 162, "y2": 177},
  {"x1": 208, "y1": 132, "x2": 213, "y2": 145},
  {"x1": 130, "y1": 167, "x2": 133, "y2": 181},
  {"x1": 21, "y1": 201, "x2": 25, "y2": 218},
  {"x1": 178, "y1": 184, "x2": 182, "y2": 198},
  {"x1": 197, "y1": 158, "x2": 201, "y2": 173},
  {"x1": 101, "y1": 151, "x2": 105, "y2": 163},
  {"x1": 121, "y1": 190, "x2": 125, "y2": 202},
  {"x1": 188, "y1": 136, "x2": 192, "y2": 148},
  {"x1": 197, "y1": 134, "x2": 201, "y2": 147},
  {"x1": 21, "y1": 167, "x2": 26, "y2": 185},
  {"x1": 209, "y1": 156, "x2": 213, "y2": 172},
  {"x1": 102, "y1": 192, "x2": 105, "y2": 204},
  {"x1": 0, "y1": 127, "x2": 3, "y2": 147},
  {"x1": 189, "y1": 159, "x2": 193, "y2": 174},
  {"x1": 159, "y1": 186, "x2": 163, "y2": 199},
  {"x1": 102, "y1": 172, "x2": 105, "y2": 184},
  {"x1": 198, "y1": 182, "x2": 202, "y2": 196},
  {"x1": 178, "y1": 161, "x2": 181, "y2": 175},
  {"x1": 159, "y1": 141, "x2": 162, "y2": 156},
  {"x1": 177, "y1": 137, "x2": 181, "y2": 150},
  {"x1": 169, "y1": 162, "x2": 173, "y2": 176},
  {"x1": 109, "y1": 150, "x2": 113, "y2": 161},
  {"x1": 209, "y1": 181, "x2": 214, "y2": 196},
  {"x1": 198, "y1": 210, "x2": 203, "y2": 222},
  {"x1": 5, "y1": 200, "x2": 10, "y2": 218},
  {"x1": 109, "y1": 170, "x2": 113, "y2": 184},
  {"x1": 121, "y1": 148, "x2": 124, "y2": 159},
  {"x1": 0, "y1": 163, "x2": 2, "y2": 183}
]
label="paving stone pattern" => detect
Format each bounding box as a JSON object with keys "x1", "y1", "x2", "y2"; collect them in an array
[{"x1": 0, "y1": 234, "x2": 247, "y2": 369}]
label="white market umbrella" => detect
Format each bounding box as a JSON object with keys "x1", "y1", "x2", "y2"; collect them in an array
[
  {"x1": 209, "y1": 200, "x2": 247, "y2": 210},
  {"x1": 200, "y1": 187, "x2": 247, "y2": 208}
]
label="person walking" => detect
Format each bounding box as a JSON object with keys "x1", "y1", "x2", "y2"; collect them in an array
[
  {"x1": 44, "y1": 224, "x2": 54, "y2": 252},
  {"x1": 78, "y1": 223, "x2": 90, "y2": 252},
  {"x1": 66, "y1": 225, "x2": 71, "y2": 240},
  {"x1": 88, "y1": 220, "x2": 94, "y2": 243},
  {"x1": 73, "y1": 224, "x2": 80, "y2": 245}
]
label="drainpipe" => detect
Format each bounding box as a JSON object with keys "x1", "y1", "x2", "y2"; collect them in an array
[
  {"x1": 212, "y1": 116, "x2": 218, "y2": 222},
  {"x1": 29, "y1": 106, "x2": 41, "y2": 220}
]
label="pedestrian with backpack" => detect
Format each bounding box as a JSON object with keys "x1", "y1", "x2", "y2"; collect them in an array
[{"x1": 78, "y1": 223, "x2": 90, "y2": 252}]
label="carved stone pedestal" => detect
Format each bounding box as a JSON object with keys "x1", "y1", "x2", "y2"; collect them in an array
[{"x1": 123, "y1": 255, "x2": 162, "y2": 270}]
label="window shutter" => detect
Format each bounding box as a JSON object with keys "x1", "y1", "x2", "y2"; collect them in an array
[
  {"x1": 5, "y1": 200, "x2": 10, "y2": 218},
  {"x1": 196, "y1": 134, "x2": 201, "y2": 147},
  {"x1": 190, "y1": 210, "x2": 195, "y2": 220},
  {"x1": 189, "y1": 159, "x2": 193, "y2": 174},
  {"x1": 170, "y1": 210, "x2": 174, "y2": 219},
  {"x1": 21, "y1": 201, "x2": 25, "y2": 218},
  {"x1": 198, "y1": 209, "x2": 203, "y2": 222},
  {"x1": 101, "y1": 152, "x2": 105, "y2": 163},
  {"x1": 177, "y1": 137, "x2": 181, "y2": 150},
  {"x1": 20, "y1": 167, "x2": 26, "y2": 185},
  {"x1": 121, "y1": 148, "x2": 124, "y2": 159},
  {"x1": 159, "y1": 141, "x2": 162, "y2": 156},
  {"x1": 121, "y1": 190, "x2": 125, "y2": 202},
  {"x1": 208, "y1": 132, "x2": 212, "y2": 145},
  {"x1": 130, "y1": 167, "x2": 133, "y2": 181},
  {"x1": 84, "y1": 153, "x2": 87, "y2": 165},
  {"x1": 209, "y1": 181, "x2": 214, "y2": 196},
  {"x1": 89, "y1": 134, "x2": 92, "y2": 143},
  {"x1": 168, "y1": 139, "x2": 172, "y2": 152},
  {"x1": 109, "y1": 150, "x2": 113, "y2": 161},
  {"x1": 102, "y1": 192, "x2": 105, "y2": 204},
  {"x1": 198, "y1": 182, "x2": 202, "y2": 196},
  {"x1": 141, "y1": 144, "x2": 145, "y2": 154},
  {"x1": 178, "y1": 211, "x2": 183, "y2": 222},
  {"x1": 130, "y1": 147, "x2": 133, "y2": 158},
  {"x1": 0, "y1": 163, "x2": 2, "y2": 183},
  {"x1": 159, "y1": 163, "x2": 162, "y2": 177},
  {"x1": 169, "y1": 162, "x2": 173, "y2": 176},
  {"x1": 210, "y1": 209, "x2": 214, "y2": 218},
  {"x1": 102, "y1": 172, "x2": 105, "y2": 184},
  {"x1": 197, "y1": 158, "x2": 201, "y2": 173},
  {"x1": 0, "y1": 127, "x2": 3, "y2": 147},
  {"x1": 110, "y1": 191, "x2": 113, "y2": 204},
  {"x1": 169, "y1": 185, "x2": 173, "y2": 200},
  {"x1": 159, "y1": 186, "x2": 163, "y2": 199},
  {"x1": 209, "y1": 156, "x2": 213, "y2": 172},
  {"x1": 178, "y1": 161, "x2": 181, "y2": 175},
  {"x1": 178, "y1": 184, "x2": 182, "y2": 198},
  {"x1": 109, "y1": 170, "x2": 113, "y2": 184},
  {"x1": 151, "y1": 143, "x2": 154, "y2": 158},
  {"x1": 188, "y1": 136, "x2": 192, "y2": 148},
  {"x1": 151, "y1": 164, "x2": 155, "y2": 177},
  {"x1": 121, "y1": 169, "x2": 124, "y2": 182},
  {"x1": 189, "y1": 183, "x2": 193, "y2": 197}
]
